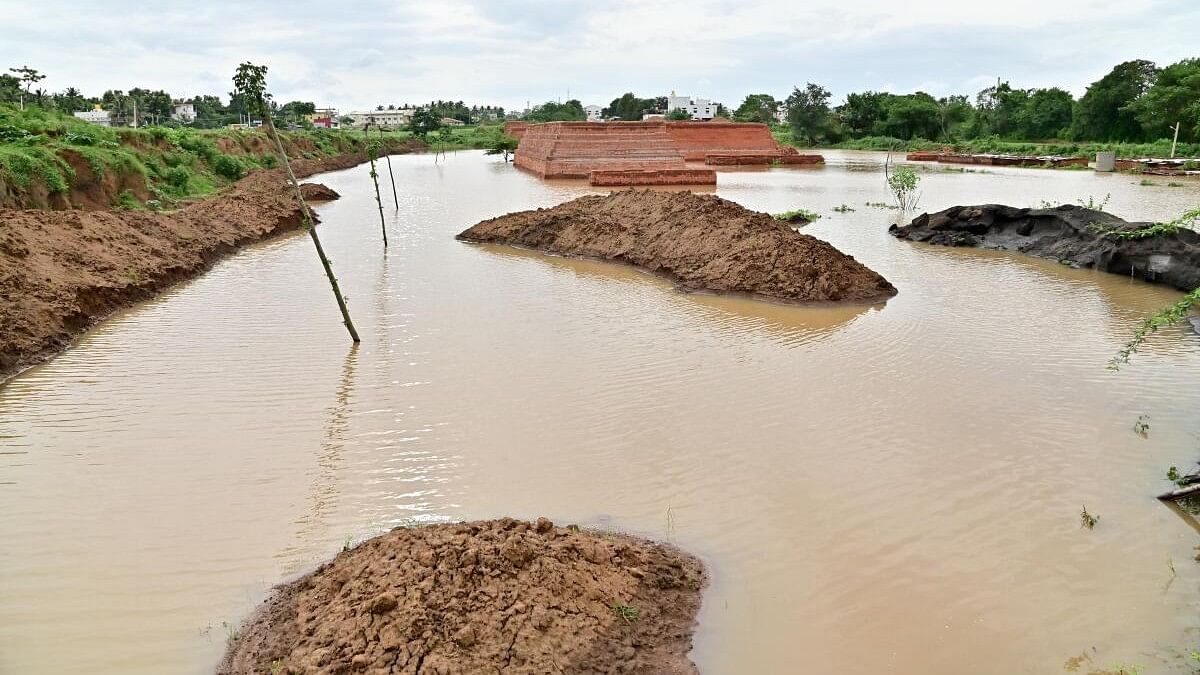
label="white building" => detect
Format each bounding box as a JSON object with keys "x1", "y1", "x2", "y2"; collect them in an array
[
  {"x1": 346, "y1": 109, "x2": 415, "y2": 130},
  {"x1": 171, "y1": 100, "x2": 196, "y2": 124},
  {"x1": 666, "y1": 94, "x2": 720, "y2": 121},
  {"x1": 773, "y1": 107, "x2": 788, "y2": 124},
  {"x1": 584, "y1": 104, "x2": 603, "y2": 122},
  {"x1": 73, "y1": 108, "x2": 112, "y2": 126}
]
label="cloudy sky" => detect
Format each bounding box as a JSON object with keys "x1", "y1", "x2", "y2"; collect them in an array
[{"x1": 2, "y1": 0, "x2": 1196, "y2": 112}]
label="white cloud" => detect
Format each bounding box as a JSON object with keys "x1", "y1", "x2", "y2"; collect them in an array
[{"x1": 0, "y1": 0, "x2": 1194, "y2": 111}]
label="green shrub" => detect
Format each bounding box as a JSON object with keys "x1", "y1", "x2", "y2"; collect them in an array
[
  {"x1": 163, "y1": 165, "x2": 191, "y2": 189},
  {"x1": 212, "y1": 154, "x2": 244, "y2": 180}
]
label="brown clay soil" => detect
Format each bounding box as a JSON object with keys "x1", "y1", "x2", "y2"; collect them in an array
[
  {"x1": 219, "y1": 518, "x2": 707, "y2": 675},
  {"x1": 457, "y1": 190, "x2": 897, "y2": 305},
  {"x1": 0, "y1": 143, "x2": 420, "y2": 381}
]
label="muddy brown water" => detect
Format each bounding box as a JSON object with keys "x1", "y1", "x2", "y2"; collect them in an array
[{"x1": 2, "y1": 151, "x2": 1199, "y2": 674}]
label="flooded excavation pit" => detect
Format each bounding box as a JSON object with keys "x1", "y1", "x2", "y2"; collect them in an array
[{"x1": 2, "y1": 150, "x2": 1200, "y2": 675}]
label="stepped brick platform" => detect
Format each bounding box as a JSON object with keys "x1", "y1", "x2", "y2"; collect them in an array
[
  {"x1": 663, "y1": 121, "x2": 819, "y2": 164},
  {"x1": 513, "y1": 121, "x2": 822, "y2": 184},
  {"x1": 514, "y1": 122, "x2": 689, "y2": 179},
  {"x1": 503, "y1": 121, "x2": 529, "y2": 141},
  {"x1": 589, "y1": 169, "x2": 716, "y2": 186}
]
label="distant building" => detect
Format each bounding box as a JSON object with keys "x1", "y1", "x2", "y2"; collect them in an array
[
  {"x1": 346, "y1": 109, "x2": 415, "y2": 130},
  {"x1": 440, "y1": 117, "x2": 466, "y2": 127},
  {"x1": 310, "y1": 116, "x2": 337, "y2": 129},
  {"x1": 73, "y1": 107, "x2": 112, "y2": 126},
  {"x1": 666, "y1": 93, "x2": 720, "y2": 121},
  {"x1": 171, "y1": 100, "x2": 196, "y2": 124},
  {"x1": 584, "y1": 104, "x2": 603, "y2": 122},
  {"x1": 641, "y1": 113, "x2": 665, "y2": 121},
  {"x1": 773, "y1": 107, "x2": 788, "y2": 124}
]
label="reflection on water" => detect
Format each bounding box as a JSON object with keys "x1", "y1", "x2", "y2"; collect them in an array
[{"x1": 2, "y1": 150, "x2": 1200, "y2": 675}]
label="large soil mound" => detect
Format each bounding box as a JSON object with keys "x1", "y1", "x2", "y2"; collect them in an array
[
  {"x1": 219, "y1": 518, "x2": 707, "y2": 675},
  {"x1": 457, "y1": 190, "x2": 897, "y2": 304},
  {"x1": 890, "y1": 204, "x2": 1200, "y2": 291},
  {"x1": 0, "y1": 147, "x2": 417, "y2": 380}
]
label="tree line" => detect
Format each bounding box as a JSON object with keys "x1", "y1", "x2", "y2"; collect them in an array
[{"x1": 767, "y1": 58, "x2": 1198, "y2": 145}]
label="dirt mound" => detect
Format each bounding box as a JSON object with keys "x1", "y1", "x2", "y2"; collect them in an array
[
  {"x1": 457, "y1": 190, "x2": 896, "y2": 304},
  {"x1": 890, "y1": 204, "x2": 1200, "y2": 291},
  {"x1": 0, "y1": 148, "x2": 411, "y2": 381},
  {"x1": 300, "y1": 183, "x2": 340, "y2": 202},
  {"x1": 219, "y1": 518, "x2": 707, "y2": 675}
]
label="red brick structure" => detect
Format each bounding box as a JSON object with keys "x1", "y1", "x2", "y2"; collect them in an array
[
  {"x1": 512, "y1": 121, "x2": 822, "y2": 185},
  {"x1": 589, "y1": 169, "x2": 717, "y2": 186},
  {"x1": 514, "y1": 122, "x2": 689, "y2": 179},
  {"x1": 663, "y1": 120, "x2": 813, "y2": 164},
  {"x1": 906, "y1": 151, "x2": 1087, "y2": 168}
]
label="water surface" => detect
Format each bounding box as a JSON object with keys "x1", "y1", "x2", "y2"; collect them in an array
[{"x1": 2, "y1": 150, "x2": 1199, "y2": 674}]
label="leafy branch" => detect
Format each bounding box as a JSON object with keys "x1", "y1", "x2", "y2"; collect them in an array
[{"x1": 1111, "y1": 286, "x2": 1200, "y2": 369}]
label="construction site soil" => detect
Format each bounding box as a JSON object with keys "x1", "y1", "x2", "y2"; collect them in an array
[
  {"x1": 457, "y1": 190, "x2": 897, "y2": 305},
  {"x1": 219, "y1": 518, "x2": 707, "y2": 675}
]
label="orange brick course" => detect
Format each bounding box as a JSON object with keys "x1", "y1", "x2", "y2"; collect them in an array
[
  {"x1": 513, "y1": 121, "x2": 823, "y2": 180},
  {"x1": 589, "y1": 169, "x2": 717, "y2": 186}
]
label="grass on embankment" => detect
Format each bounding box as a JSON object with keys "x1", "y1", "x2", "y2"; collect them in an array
[
  {"x1": 0, "y1": 105, "x2": 426, "y2": 210},
  {"x1": 770, "y1": 127, "x2": 1200, "y2": 161}
]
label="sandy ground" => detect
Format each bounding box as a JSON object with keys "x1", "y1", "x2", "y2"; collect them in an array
[
  {"x1": 219, "y1": 518, "x2": 707, "y2": 675},
  {"x1": 457, "y1": 189, "x2": 897, "y2": 305}
]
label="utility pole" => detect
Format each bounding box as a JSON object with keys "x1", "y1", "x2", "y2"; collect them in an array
[{"x1": 1170, "y1": 121, "x2": 1180, "y2": 159}]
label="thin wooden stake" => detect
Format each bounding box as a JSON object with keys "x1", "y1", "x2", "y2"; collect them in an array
[
  {"x1": 379, "y1": 127, "x2": 399, "y2": 208},
  {"x1": 264, "y1": 115, "x2": 361, "y2": 342}
]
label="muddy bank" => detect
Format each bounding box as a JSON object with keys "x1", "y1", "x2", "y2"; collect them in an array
[
  {"x1": 0, "y1": 146, "x2": 417, "y2": 381},
  {"x1": 219, "y1": 518, "x2": 707, "y2": 675},
  {"x1": 458, "y1": 190, "x2": 897, "y2": 304},
  {"x1": 891, "y1": 204, "x2": 1200, "y2": 292}
]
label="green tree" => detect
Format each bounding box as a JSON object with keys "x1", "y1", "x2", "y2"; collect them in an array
[
  {"x1": 785, "y1": 83, "x2": 832, "y2": 144},
  {"x1": 525, "y1": 100, "x2": 585, "y2": 122},
  {"x1": 604, "y1": 93, "x2": 655, "y2": 121},
  {"x1": 232, "y1": 61, "x2": 360, "y2": 342},
  {"x1": 1128, "y1": 58, "x2": 1200, "y2": 142},
  {"x1": 1016, "y1": 87, "x2": 1074, "y2": 139},
  {"x1": 733, "y1": 94, "x2": 779, "y2": 124},
  {"x1": 666, "y1": 108, "x2": 692, "y2": 121},
  {"x1": 8, "y1": 65, "x2": 45, "y2": 108},
  {"x1": 408, "y1": 108, "x2": 442, "y2": 137},
  {"x1": 1071, "y1": 59, "x2": 1158, "y2": 141},
  {"x1": 877, "y1": 92, "x2": 941, "y2": 140},
  {"x1": 839, "y1": 91, "x2": 888, "y2": 136}
]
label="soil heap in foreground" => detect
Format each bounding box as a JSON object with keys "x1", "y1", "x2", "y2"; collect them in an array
[
  {"x1": 219, "y1": 518, "x2": 707, "y2": 675},
  {"x1": 457, "y1": 190, "x2": 897, "y2": 304}
]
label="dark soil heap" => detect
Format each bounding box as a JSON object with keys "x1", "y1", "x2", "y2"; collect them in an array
[
  {"x1": 890, "y1": 204, "x2": 1200, "y2": 292},
  {"x1": 457, "y1": 190, "x2": 897, "y2": 305},
  {"x1": 0, "y1": 148, "x2": 419, "y2": 381},
  {"x1": 219, "y1": 518, "x2": 707, "y2": 675}
]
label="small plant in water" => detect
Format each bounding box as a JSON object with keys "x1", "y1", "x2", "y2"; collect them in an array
[
  {"x1": 612, "y1": 603, "x2": 640, "y2": 623},
  {"x1": 773, "y1": 208, "x2": 821, "y2": 224},
  {"x1": 1076, "y1": 193, "x2": 1111, "y2": 211},
  {"x1": 1133, "y1": 415, "x2": 1150, "y2": 437},
  {"x1": 886, "y1": 164, "x2": 921, "y2": 211},
  {"x1": 1080, "y1": 505, "x2": 1098, "y2": 530},
  {"x1": 1138, "y1": 178, "x2": 1157, "y2": 186},
  {"x1": 832, "y1": 203, "x2": 855, "y2": 213}
]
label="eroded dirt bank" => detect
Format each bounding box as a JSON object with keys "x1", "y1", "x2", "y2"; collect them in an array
[
  {"x1": 219, "y1": 518, "x2": 707, "y2": 675},
  {"x1": 457, "y1": 190, "x2": 897, "y2": 304},
  {"x1": 0, "y1": 145, "x2": 419, "y2": 380},
  {"x1": 890, "y1": 204, "x2": 1200, "y2": 291}
]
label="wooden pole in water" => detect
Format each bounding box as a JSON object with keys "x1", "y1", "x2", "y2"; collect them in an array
[
  {"x1": 364, "y1": 122, "x2": 388, "y2": 248},
  {"x1": 379, "y1": 127, "x2": 399, "y2": 209},
  {"x1": 235, "y1": 63, "x2": 360, "y2": 343},
  {"x1": 265, "y1": 114, "x2": 361, "y2": 341},
  {"x1": 1170, "y1": 122, "x2": 1180, "y2": 159}
]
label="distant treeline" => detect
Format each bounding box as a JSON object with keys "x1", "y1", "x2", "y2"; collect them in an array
[{"x1": 519, "y1": 58, "x2": 1198, "y2": 149}]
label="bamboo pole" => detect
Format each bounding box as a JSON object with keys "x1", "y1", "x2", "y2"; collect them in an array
[
  {"x1": 364, "y1": 124, "x2": 388, "y2": 247},
  {"x1": 263, "y1": 114, "x2": 361, "y2": 342},
  {"x1": 379, "y1": 127, "x2": 399, "y2": 208}
]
